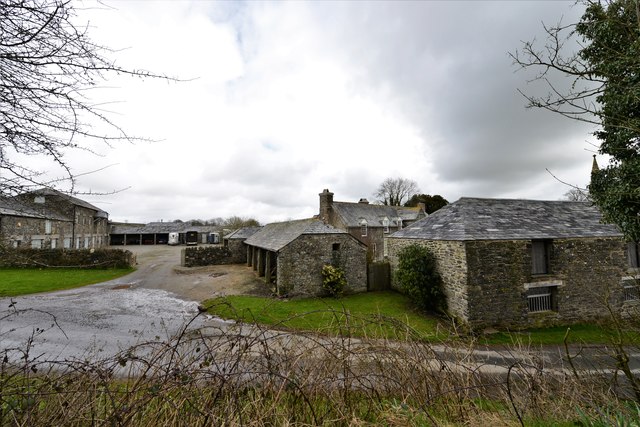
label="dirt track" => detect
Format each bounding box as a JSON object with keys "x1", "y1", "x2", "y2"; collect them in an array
[{"x1": 119, "y1": 245, "x2": 270, "y2": 301}]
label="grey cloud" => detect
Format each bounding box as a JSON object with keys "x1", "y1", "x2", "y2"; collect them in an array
[{"x1": 307, "y1": 1, "x2": 591, "y2": 198}]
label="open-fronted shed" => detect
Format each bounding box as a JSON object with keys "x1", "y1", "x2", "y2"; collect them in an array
[{"x1": 244, "y1": 218, "x2": 367, "y2": 297}]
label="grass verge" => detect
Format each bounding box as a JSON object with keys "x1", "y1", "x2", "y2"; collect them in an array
[
  {"x1": 203, "y1": 290, "x2": 452, "y2": 341},
  {"x1": 482, "y1": 323, "x2": 639, "y2": 346},
  {"x1": 203, "y1": 291, "x2": 638, "y2": 346},
  {"x1": 0, "y1": 268, "x2": 134, "y2": 297}
]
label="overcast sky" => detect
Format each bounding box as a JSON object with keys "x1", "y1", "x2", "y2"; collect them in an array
[{"x1": 61, "y1": 0, "x2": 597, "y2": 224}]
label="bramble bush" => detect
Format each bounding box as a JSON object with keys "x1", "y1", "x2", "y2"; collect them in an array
[{"x1": 395, "y1": 244, "x2": 446, "y2": 313}]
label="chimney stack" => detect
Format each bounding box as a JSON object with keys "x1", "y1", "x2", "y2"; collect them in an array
[
  {"x1": 319, "y1": 189, "x2": 334, "y2": 222},
  {"x1": 358, "y1": 198, "x2": 369, "y2": 204}
]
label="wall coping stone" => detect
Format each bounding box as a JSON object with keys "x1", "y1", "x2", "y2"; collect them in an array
[{"x1": 524, "y1": 279, "x2": 564, "y2": 290}]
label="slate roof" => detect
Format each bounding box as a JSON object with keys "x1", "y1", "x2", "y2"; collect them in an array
[
  {"x1": 224, "y1": 226, "x2": 262, "y2": 240},
  {"x1": 332, "y1": 202, "x2": 424, "y2": 228},
  {"x1": 0, "y1": 196, "x2": 71, "y2": 221},
  {"x1": 245, "y1": 218, "x2": 347, "y2": 252},
  {"x1": 389, "y1": 197, "x2": 623, "y2": 241},
  {"x1": 30, "y1": 188, "x2": 108, "y2": 218}
]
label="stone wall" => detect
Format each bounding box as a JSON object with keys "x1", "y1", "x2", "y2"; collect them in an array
[
  {"x1": 182, "y1": 244, "x2": 245, "y2": 267},
  {"x1": 386, "y1": 238, "x2": 469, "y2": 321},
  {"x1": 226, "y1": 239, "x2": 248, "y2": 263},
  {"x1": 465, "y1": 237, "x2": 628, "y2": 329},
  {"x1": 1, "y1": 203, "x2": 109, "y2": 250},
  {"x1": 388, "y1": 236, "x2": 629, "y2": 329},
  {"x1": 1, "y1": 215, "x2": 74, "y2": 249},
  {"x1": 277, "y1": 234, "x2": 367, "y2": 297}
]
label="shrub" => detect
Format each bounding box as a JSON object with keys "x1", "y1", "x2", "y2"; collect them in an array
[
  {"x1": 0, "y1": 248, "x2": 134, "y2": 269},
  {"x1": 321, "y1": 264, "x2": 347, "y2": 297},
  {"x1": 395, "y1": 244, "x2": 446, "y2": 313}
]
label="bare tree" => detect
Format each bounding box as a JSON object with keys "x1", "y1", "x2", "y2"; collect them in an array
[
  {"x1": 564, "y1": 188, "x2": 590, "y2": 202},
  {"x1": 374, "y1": 177, "x2": 419, "y2": 206},
  {"x1": 511, "y1": 0, "x2": 640, "y2": 240},
  {"x1": 222, "y1": 216, "x2": 260, "y2": 229},
  {"x1": 0, "y1": 0, "x2": 171, "y2": 197}
]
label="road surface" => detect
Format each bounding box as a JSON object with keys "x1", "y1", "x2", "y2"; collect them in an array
[{"x1": 0, "y1": 245, "x2": 261, "y2": 362}]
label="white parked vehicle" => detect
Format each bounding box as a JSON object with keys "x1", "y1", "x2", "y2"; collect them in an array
[{"x1": 168, "y1": 232, "x2": 180, "y2": 245}]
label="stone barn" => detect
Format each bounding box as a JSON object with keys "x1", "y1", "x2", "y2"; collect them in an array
[
  {"x1": 1, "y1": 188, "x2": 109, "y2": 249},
  {"x1": 386, "y1": 197, "x2": 636, "y2": 330},
  {"x1": 224, "y1": 226, "x2": 262, "y2": 263},
  {"x1": 244, "y1": 218, "x2": 367, "y2": 297}
]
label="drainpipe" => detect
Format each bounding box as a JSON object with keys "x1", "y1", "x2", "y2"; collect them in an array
[{"x1": 72, "y1": 205, "x2": 76, "y2": 249}]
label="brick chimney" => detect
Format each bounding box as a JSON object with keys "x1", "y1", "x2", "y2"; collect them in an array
[
  {"x1": 358, "y1": 198, "x2": 369, "y2": 204},
  {"x1": 319, "y1": 189, "x2": 334, "y2": 223}
]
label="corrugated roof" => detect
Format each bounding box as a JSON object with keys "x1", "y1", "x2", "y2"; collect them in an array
[
  {"x1": 332, "y1": 202, "x2": 424, "y2": 227},
  {"x1": 245, "y1": 218, "x2": 347, "y2": 252},
  {"x1": 389, "y1": 197, "x2": 623, "y2": 241}
]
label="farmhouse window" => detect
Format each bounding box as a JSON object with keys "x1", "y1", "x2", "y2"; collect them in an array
[
  {"x1": 45, "y1": 220, "x2": 52, "y2": 234},
  {"x1": 531, "y1": 240, "x2": 551, "y2": 275},
  {"x1": 360, "y1": 220, "x2": 368, "y2": 237},
  {"x1": 382, "y1": 217, "x2": 390, "y2": 233},
  {"x1": 627, "y1": 242, "x2": 640, "y2": 268},
  {"x1": 332, "y1": 243, "x2": 340, "y2": 251},
  {"x1": 527, "y1": 286, "x2": 557, "y2": 312}
]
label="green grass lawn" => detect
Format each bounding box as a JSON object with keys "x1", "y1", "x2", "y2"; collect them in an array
[
  {"x1": 203, "y1": 291, "x2": 453, "y2": 341},
  {"x1": 203, "y1": 291, "x2": 639, "y2": 346},
  {"x1": 0, "y1": 268, "x2": 134, "y2": 297}
]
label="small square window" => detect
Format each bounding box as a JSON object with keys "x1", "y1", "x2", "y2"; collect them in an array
[{"x1": 332, "y1": 243, "x2": 340, "y2": 251}]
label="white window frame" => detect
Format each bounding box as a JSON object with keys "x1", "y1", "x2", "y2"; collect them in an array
[
  {"x1": 45, "y1": 220, "x2": 52, "y2": 235},
  {"x1": 382, "y1": 217, "x2": 390, "y2": 233},
  {"x1": 360, "y1": 220, "x2": 368, "y2": 237}
]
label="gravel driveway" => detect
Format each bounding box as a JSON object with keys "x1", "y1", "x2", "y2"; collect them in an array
[{"x1": 0, "y1": 245, "x2": 264, "y2": 362}]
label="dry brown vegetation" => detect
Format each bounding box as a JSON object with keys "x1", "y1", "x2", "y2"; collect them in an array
[{"x1": 1, "y1": 309, "x2": 639, "y2": 426}]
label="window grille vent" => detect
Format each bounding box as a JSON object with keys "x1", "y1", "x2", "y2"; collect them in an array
[{"x1": 528, "y1": 293, "x2": 551, "y2": 312}]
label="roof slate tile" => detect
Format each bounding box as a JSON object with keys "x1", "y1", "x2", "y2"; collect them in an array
[{"x1": 389, "y1": 197, "x2": 622, "y2": 241}]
